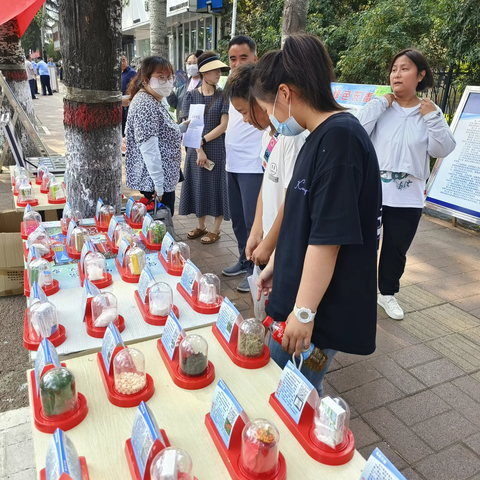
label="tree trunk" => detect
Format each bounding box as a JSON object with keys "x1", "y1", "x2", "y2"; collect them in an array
[
  {"x1": 58, "y1": 0, "x2": 123, "y2": 217},
  {"x1": 150, "y1": 0, "x2": 168, "y2": 58},
  {"x1": 0, "y1": 18, "x2": 40, "y2": 164},
  {"x1": 281, "y1": 0, "x2": 309, "y2": 46}
]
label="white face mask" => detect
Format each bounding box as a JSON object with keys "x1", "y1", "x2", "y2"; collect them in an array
[
  {"x1": 186, "y1": 64, "x2": 198, "y2": 77},
  {"x1": 149, "y1": 77, "x2": 174, "y2": 97}
]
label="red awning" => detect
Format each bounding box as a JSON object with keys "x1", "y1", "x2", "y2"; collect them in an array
[{"x1": 0, "y1": 0, "x2": 46, "y2": 37}]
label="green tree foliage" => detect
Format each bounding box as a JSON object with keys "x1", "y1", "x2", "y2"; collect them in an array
[{"x1": 21, "y1": 12, "x2": 42, "y2": 54}]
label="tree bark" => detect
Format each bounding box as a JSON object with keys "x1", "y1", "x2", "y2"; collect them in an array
[
  {"x1": 0, "y1": 18, "x2": 40, "y2": 164},
  {"x1": 58, "y1": 0, "x2": 123, "y2": 217},
  {"x1": 150, "y1": 0, "x2": 168, "y2": 58},
  {"x1": 281, "y1": 0, "x2": 309, "y2": 46}
]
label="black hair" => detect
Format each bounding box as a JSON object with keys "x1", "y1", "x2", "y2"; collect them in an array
[
  {"x1": 389, "y1": 49, "x2": 434, "y2": 92},
  {"x1": 196, "y1": 51, "x2": 223, "y2": 114},
  {"x1": 251, "y1": 34, "x2": 343, "y2": 113},
  {"x1": 38, "y1": 56, "x2": 43, "y2": 61},
  {"x1": 26, "y1": 54, "x2": 31, "y2": 60},
  {"x1": 228, "y1": 35, "x2": 256, "y2": 54},
  {"x1": 127, "y1": 56, "x2": 174, "y2": 99},
  {"x1": 223, "y1": 63, "x2": 262, "y2": 128},
  {"x1": 185, "y1": 49, "x2": 204, "y2": 63}
]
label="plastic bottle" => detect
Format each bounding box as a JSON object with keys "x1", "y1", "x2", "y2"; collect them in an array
[{"x1": 263, "y1": 316, "x2": 328, "y2": 372}]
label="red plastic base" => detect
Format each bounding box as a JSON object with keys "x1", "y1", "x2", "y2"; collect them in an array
[
  {"x1": 40, "y1": 187, "x2": 49, "y2": 194},
  {"x1": 96, "y1": 351, "x2": 155, "y2": 407},
  {"x1": 139, "y1": 232, "x2": 162, "y2": 251},
  {"x1": 158, "y1": 252, "x2": 183, "y2": 276},
  {"x1": 20, "y1": 222, "x2": 30, "y2": 240},
  {"x1": 124, "y1": 213, "x2": 143, "y2": 230},
  {"x1": 115, "y1": 257, "x2": 141, "y2": 283},
  {"x1": 30, "y1": 369, "x2": 88, "y2": 434},
  {"x1": 176, "y1": 282, "x2": 223, "y2": 314},
  {"x1": 23, "y1": 242, "x2": 55, "y2": 262},
  {"x1": 24, "y1": 270, "x2": 60, "y2": 297},
  {"x1": 64, "y1": 239, "x2": 82, "y2": 259},
  {"x1": 106, "y1": 236, "x2": 119, "y2": 254},
  {"x1": 205, "y1": 413, "x2": 287, "y2": 480},
  {"x1": 77, "y1": 262, "x2": 113, "y2": 288},
  {"x1": 134, "y1": 290, "x2": 179, "y2": 326},
  {"x1": 23, "y1": 311, "x2": 66, "y2": 350},
  {"x1": 40, "y1": 457, "x2": 90, "y2": 480},
  {"x1": 157, "y1": 339, "x2": 215, "y2": 390},
  {"x1": 36, "y1": 176, "x2": 42, "y2": 185},
  {"x1": 268, "y1": 393, "x2": 355, "y2": 466},
  {"x1": 84, "y1": 297, "x2": 125, "y2": 338},
  {"x1": 94, "y1": 215, "x2": 110, "y2": 233},
  {"x1": 17, "y1": 198, "x2": 38, "y2": 207},
  {"x1": 212, "y1": 324, "x2": 270, "y2": 369},
  {"x1": 48, "y1": 197, "x2": 67, "y2": 205},
  {"x1": 125, "y1": 434, "x2": 170, "y2": 480},
  {"x1": 60, "y1": 218, "x2": 68, "y2": 236}
]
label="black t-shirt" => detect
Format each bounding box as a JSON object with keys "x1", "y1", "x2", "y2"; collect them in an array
[{"x1": 266, "y1": 112, "x2": 382, "y2": 355}]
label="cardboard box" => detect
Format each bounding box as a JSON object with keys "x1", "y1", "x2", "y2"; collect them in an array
[{"x1": 0, "y1": 211, "x2": 25, "y2": 296}]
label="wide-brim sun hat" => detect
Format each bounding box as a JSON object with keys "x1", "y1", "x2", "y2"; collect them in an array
[{"x1": 198, "y1": 56, "x2": 230, "y2": 73}]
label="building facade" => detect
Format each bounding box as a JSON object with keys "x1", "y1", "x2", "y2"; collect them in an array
[{"x1": 122, "y1": 0, "x2": 224, "y2": 71}]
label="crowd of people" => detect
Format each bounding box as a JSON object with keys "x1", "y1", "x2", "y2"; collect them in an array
[
  {"x1": 123, "y1": 33, "x2": 456, "y2": 394},
  {"x1": 24, "y1": 55, "x2": 60, "y2": 99}
]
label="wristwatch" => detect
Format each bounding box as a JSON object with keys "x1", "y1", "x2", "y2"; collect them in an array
[
  {"x1": 294, "y1": 304, "x2": 316, "y2": 324},
  {"x1": 201, "y1": 137, "x2": 206, "y2": 147}
]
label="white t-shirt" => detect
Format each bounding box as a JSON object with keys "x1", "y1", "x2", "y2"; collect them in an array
[
  {"x1": 261, "y1": 129, "x2": 307, "y2": 237},
  {"x1": 225, "y1": 103, "x2": 264, "y2": 173},
  {"x1": 25, "y1": 60, "x2": 34, "y2": 81},
  {"x1": 380, "y1": 106, "x2": 426, "y2": 208}
]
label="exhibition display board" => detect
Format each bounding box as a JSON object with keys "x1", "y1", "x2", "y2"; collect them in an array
[
  {"x1": 426, "y1": 86, "x2": 480, "y2": 224},
  {"x1": 28, "y1": 327, "x2": 366, "y2": 480}
]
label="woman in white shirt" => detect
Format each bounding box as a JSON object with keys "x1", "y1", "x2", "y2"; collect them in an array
[
  {"x1": 224, "y1": 63, "x2": 307, "y2": 266},
  {"x1": 358, "y1": 49, "x2": 456, "y2": 320}
]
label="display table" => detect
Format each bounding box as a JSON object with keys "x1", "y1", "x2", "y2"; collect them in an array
[
  {"x1": 28, "y1": 327, "x2": 366, "y2": 479},
  {"x1": 10, "y1": 166, "x2": 65, "y2": 213}
]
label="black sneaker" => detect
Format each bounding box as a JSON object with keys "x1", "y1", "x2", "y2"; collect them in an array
[
  {"x1": 237, "y1": 274, "x2": 251, "y2": 293},
  {"x1": 222, "y1": 261, "x2": 248, "y2": 277}
]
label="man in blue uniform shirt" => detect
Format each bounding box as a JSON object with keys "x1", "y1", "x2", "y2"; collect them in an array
[
  {"x1": 37, "y1": 57, "x2": 53, "y2": 96},
  {"x1": 121, "y1": 55, "x2": 136, "y2": 136}
]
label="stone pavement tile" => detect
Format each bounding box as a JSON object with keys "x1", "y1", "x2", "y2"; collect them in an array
[
  {"x1": 1, "y1": 422, "x2": 32, "y2": 447},
  {"x1": 349, "y1": 417, "x2": 381, "y2": 449},
  {"x1": 390, "y1": 344, "x2": 442, "y2": 369},
  {"x1": 428, "y1": 334, "x2": 480, "y2": 373},
  {"x1": 452, "y1": 376, "x2": 480, "y2": 400},
  {"x1": 375, "y1": 330, "x2": 415, "y2": 353},
  {"x1": 363, "y1": 408, "x2": 433, "y2": 463},
  {"x1": 465, "y1": 432, "x2": 480, "y2": 456},
  {"x1": 421, "y1": 281, "x2": 480, "y2": 303},
  {"x1": 412, "y1": 410, "x2": 479, "y2": 451},
  {"x1": 432, "y1": 382, "x2": 480, "y2": 428},
  {"x1": 369, "y1": 355, "x2": 426, "y2": 395},
  {"x1": 399, "y1": 305, "x2": 479, "y2": 342},
  {"x1": 342, "y1": 378, "x2": 404, "y2": 414},
  {"x1": 333, "y1": 350, "x2": 382, "y2": 368},
  {"x1": 400, "y1": 468, "x2": 425, "y2": 480},
  {"x1": 377, "y1": 319, "x2": 421, "y2": 346},
  {"x1": 461, "y1": 326, "x2": 480, "y2": 347},
  {"x1": 416, "y1": 444, "x2": 480, "y2": 480},
  {"x1": 410, "y1": 359, "x2": 464, "y2": 387},
  {"x1": 401, "y1": 266, "x2": 452, "y2": 288},
  {"x1": 388, "y1": 390, "x2": 451, "y2": 426},
  {"x1": 359, "y1": 441, "x2": 408, "y2": 470},
  {"x1": 326, "y1": 362, "x2": 382, "y2": 393},
  {"x1": 470, "y1": 308, "x2": 480, "y2": 320},
  {"x1": 4, "y1": 439, "x2": 36, "y2": 476},
  {"x1": 6, "y1": 468, "x2": 37, "y2": 480},
  {"x1": 0, "y1": 408, "x2": 30, "y2": 431},
  {"x1": 440, "y1": 262, "x2": 479, "y2": 275},
  {"x1": 326, "y1": 358, "x2": 342, "y2": 372},
  {"x1": 428, "y1": 256, "x2": 467, "y2": 269}
]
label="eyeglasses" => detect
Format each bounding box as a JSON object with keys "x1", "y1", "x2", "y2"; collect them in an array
[{"x1": 154, "y1": 75, "x2": 175, "y2": 84}]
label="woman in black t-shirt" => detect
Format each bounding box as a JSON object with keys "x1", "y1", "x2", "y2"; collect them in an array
[{"x1": 251, "y1": 35, "x2": 382, "y2": 394}]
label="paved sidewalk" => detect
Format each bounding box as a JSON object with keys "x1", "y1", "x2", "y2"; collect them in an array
[{"x1": 2, "y1": 87, "x2": 480, "y2": 480}]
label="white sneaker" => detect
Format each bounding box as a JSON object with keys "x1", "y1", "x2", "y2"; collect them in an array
[{"x1": 378, "y1": 294, "x2": 404, "y2": 320}]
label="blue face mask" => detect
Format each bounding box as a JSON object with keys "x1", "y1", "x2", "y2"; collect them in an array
[{"x1": 269, "y1": 92, "x2": 306, "y2": 137}]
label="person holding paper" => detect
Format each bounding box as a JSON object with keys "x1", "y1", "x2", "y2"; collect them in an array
[
  {"x1": 223, "y1": 63, "x2": 307, "y2": 266},
  {"x1": 179, "y1": 51, "x2": 230, "y2": 245},
  {"x1": 125, "y1": 56, "x2": 182, "y2": 216},
  {"x1": 254, "y1": 35, "x2": 382, "y2": 395},
  {"x1": 357, "y1": 49, "x2": 456, "y2": 320}
]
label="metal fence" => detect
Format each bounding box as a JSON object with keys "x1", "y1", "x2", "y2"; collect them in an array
[{"x1": 425, "y1": 68, "x2": 462, "y2": 124}]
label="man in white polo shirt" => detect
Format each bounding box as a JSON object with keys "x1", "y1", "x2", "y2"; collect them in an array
[{"x1": 222, "y1": 35, "x2": 264, "y2": 292}]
